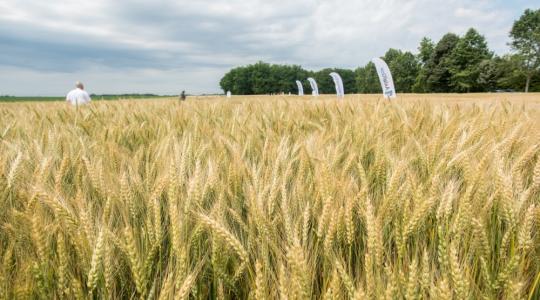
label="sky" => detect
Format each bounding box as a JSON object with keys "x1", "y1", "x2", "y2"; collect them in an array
[{"x1": 0, "y1": 0, "x2": 538, "y2": 96}]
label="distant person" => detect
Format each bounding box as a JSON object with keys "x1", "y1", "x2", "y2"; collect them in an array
[
  {"x1": 66, "y1": 81, "x2": 91, "y2": 106},
  {"x1": 179, "y1": 90, "x2": 186, "y2": 101}
]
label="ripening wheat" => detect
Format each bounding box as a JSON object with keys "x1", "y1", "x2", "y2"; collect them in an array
[{"x1": 0, "y1": 96, "x2": 539, "y2": 299}]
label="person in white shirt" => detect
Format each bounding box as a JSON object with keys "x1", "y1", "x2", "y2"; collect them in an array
[{"x1": 66, "y1": 81, "x2": 91, "y2": 106}]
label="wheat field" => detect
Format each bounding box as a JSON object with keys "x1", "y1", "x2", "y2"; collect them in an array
[{"x1": 1, "y1": 95, "x2": 539, "y2": 299}]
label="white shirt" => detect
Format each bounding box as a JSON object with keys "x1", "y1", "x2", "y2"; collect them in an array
[{"x1": 66, "y1": 88, "x2": 91, "y2": 106}]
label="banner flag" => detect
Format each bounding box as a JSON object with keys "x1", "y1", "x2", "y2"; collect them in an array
[
  {"x1": 329, "y1": 72, "x2": 344, "y2": 98},
  {"x1": 307, "y1": 77, "x2": 319, "y2": 96},
  {"x1": 295, "y1": 80, "x2": 304, "y2": 96},
  {"x1": 371, "y1": 57, "x2": 397, "y2": 99}
]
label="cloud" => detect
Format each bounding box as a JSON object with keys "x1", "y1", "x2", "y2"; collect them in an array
[{"x1": 0, "y1": 0, "x2": 537, "y2": 95}]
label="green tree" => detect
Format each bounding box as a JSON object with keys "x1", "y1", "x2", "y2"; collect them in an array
[
  {"x1": 413, "y1": 37, "x2": 435, "y2": 93},
  {"x1": 270, "y1": 64, "x2": 309, "y2": 94},
  {"x1": 418, "y1": 37, "x2": 435, "y2": 65},
  {"x1": 476, "y1": 54, "x2": 540, "y2": 92},
  {"x1": 356, "y1": 63, "x2": 380, "y2": 93},
  {"x1": 234, "y1": 68, "x2": 252, "y2": 94},
  {"x1": 384, "y1": 49, "x2": 420, "y2": 93},
  {"x1": 412, "y1": 72, "x2": 427, "y2": 93},
  {"x1": 219, "y1": 62, "x2": 310, "y2": 95},
  {"x1": 477, "y1": 58, "x2": 502, "y2": 91},
  {"x1": 510, "y1": 9, "x2": 540, "y2": 92},
  {"x1": 495, "y1": 54, "x2": 530, "y2": 91},
  {"x1": 448, "y1": 28, "x2": 492, "y2": 92},
  {"x1": 220, "y1": 66, "x2": 252, "y2": 95},
  {"x1": 247, "y1": 62, "x2": 273, "y2": 94},
  {"x1": 219, "y1": 69, "x2": 234, "y2": 94},
  {"x1": 424, "y1": 33, "x2": 461, "y2": 92}
]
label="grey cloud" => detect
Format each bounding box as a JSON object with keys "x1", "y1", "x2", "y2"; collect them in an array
[
  {"x1": 0, "y1": 0, "x2": 537, "y2": 95},
  {"x1": 103, "y1": 1, "x2": 314, "y2": 57},
  {"x1": 0, "y1": 17, "x2": 244, "y2": 72},
  {"x1": 0, "y1": 32, "x2": 165, "y2": 71}
]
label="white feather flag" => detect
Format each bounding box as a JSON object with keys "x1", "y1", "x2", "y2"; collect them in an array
[
  {"x1": 372, "y1": 57, "x2": 397, "y2": 99},
  {"x1": 307, "y1": 77, "x2": 319, "y2": 96},
  {"x1": 295, "y1": 80, "x2": 304, "y2": 96},
  {"x1": 329, "y1": 72, "x2": 345, "y2": 98}
]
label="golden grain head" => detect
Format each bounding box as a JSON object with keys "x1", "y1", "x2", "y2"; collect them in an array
[{"x1": 0, "y1": 94, "x2": 539, "y2": 298}]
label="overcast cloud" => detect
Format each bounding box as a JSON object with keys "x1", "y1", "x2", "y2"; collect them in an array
[{"x1": 0, "y1": 0, "x2": 538, "y2": 96}]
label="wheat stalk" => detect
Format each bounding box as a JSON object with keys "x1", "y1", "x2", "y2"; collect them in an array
[
  {"x1": 197, "y1": 213, "x2": 248, "y2": 263},
  {"x1": 1, "y1": 97, "x2": 540, "y2": 298}
]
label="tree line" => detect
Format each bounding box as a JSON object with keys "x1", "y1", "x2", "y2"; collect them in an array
[{"x1": 220, "y1": 9, "x2": 540, "y2": 94}]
